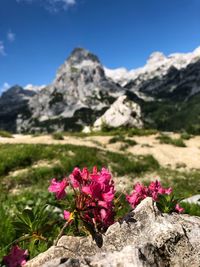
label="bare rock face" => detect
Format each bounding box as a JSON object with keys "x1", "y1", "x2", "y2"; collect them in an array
[
  {"x1": 93, "y1": 95, "x2": 143, "y2": 130},
  {"x1": 25, "y1": 198, "x2": 200, "y2": 267}
]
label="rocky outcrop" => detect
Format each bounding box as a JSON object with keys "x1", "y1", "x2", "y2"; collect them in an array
[
  {"x1": 25, "y1": 198, "x2": 200, "y2": 267},
  {"x1": 93, "y1": 95, "x2": 143, "y2": 130}
]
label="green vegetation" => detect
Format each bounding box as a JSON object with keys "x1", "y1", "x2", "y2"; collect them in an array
[
  {"x1": 109, "y1": 135, "x2": 137, "y2": 146},
  {"x1": 123, "y1": 139, "x2": 137, "y2": 146},
  {"x1": 157, "y1": 168, "x2": 200, "y2": 199},
  {"x1": 180, "y1": 202, "x2": 200, "y2": 217},
  {"x1": 127, "y1": 128, "x2": 157, "y2": 137},
  {"x1": 155, "y1": 167, "x2": 200, "y2": 216},
  {"x1": 63, "y1": 127, "x2": 158, "y2": 138},
  {"x1": 156, "y1": 134, "x2": 186, "y2": 147},
  {"x1": 109, "y1": 135, "x2": 137, "y2": 151},
  {"x1": 0, "y1": 144, "x2": 159, "y2": 186},
  {"x1": 109, "y1": 135, "x2": 125, "y2": 144},
  {"x1": 180, "y1": 132, "x2": 192, "y2": 140},
  {"x1": 52, "y1": 132, "x2": 64, "y2": 140},
  {"x1": 142, "y1": 93, "x2": 200, "y2": 134},
  {"x1": 0, "y1": 130, "x2": 13, "y2": 138}
]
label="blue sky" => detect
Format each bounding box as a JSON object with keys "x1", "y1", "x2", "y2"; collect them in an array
[{"x1": 0, "y1": 0, "x2": 200, "y2": 91}]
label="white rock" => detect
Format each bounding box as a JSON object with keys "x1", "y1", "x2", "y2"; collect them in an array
[
  {"x1": 182, "y1": 195, "x2": 200, "y2": 205},
  {"x1": 93, "y1": 95, "x2": 143, "y2": 130},
  {"x1": 82, "y1": 126, "x2": 91, "y2": 133}
]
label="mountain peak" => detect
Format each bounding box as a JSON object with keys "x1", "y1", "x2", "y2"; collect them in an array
[
  {"x1": 147, "y1": 52, "x2": 166, "y2": 65},
  {"x1": 1, "y1": 85, "x2": 36, "y2": 99},
  {"x1": 67, "y1": 47, "x2": 100, "y2": 65},
  {"x1": 1, "y1": 85, "x2": 25, "y2": 97}
]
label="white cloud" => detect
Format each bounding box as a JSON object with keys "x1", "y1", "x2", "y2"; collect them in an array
[
  {"x1": 16, "y1": 0, "x2": 76, "y2": 12},
  {"x1": 7, "y1": 30, "x2": 16, "y2": 42},
  {"x1": 62, "y1": 0, "x2": 76, "y2": 6},
  {"x1": 0, "y1": 82, "x2": 10, "y2": 93},
  {"x1": 0, "y1": 41, "x2": 6, "y2": 56}
]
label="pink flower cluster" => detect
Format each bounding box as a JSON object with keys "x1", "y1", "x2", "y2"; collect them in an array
[
  {"x1": 3, "y1": 168, "x2": 186, "y2": 267},
  {"x1": 126, "y1": 180, "x2": 183, "y2": 213},
  {"x1": 3, "y1": 245, "x2": 28, "y2": 267},
  {"x1": 48, "y1": 166, "x2": 115, "y2": 231}
]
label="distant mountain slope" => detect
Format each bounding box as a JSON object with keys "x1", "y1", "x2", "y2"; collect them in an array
[
  {"x1": 0, "y1": 47, "x2": 200, "y2": 133},
  {"x1": 0, "y1": 86, "x2": 35, "y2": 132},
  {"x1": 142, "y1": 92, "x2": 200, "y2": 133}
]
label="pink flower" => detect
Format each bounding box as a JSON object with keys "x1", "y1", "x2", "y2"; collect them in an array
[
  {"x1": 99, "y1": 207, "x2": 114, "y2": 227},
  {"x1": 63, "y1": 210, "x2": 71, "y2": 220},
  {"x1": 126, "y1": 193, "x2": 141, "y2": 208},
  {"x1": 175, "y1": 204, "x2": 184, "y2": 213},
  {"x1": 91, "y1": 167, "x2": 112, "y2": 185},
  {"x1": 82, "y1": 178, "x2": 114, "y2": 203},
  {"x1": 164, "y1": 187, "x2": 173, "y2": 195},
  {"x1": 100, "y1": 208, "x2": 107, "y2": 220},
  {"x1": 48, "y1": 178, "x2": 68, "y2": 199},
  {"x1": 69, "y1": 174, "x2": 80, "y2": 188},
  {"x1": 82, "y1": 185, "x2": 92, "y2": 195},
  {"x1": 63, "y1": 210, "x2": 73, "y2": 222},
  {"x1": 81, "y1": 167, "x2": 90, "y2": 180},
  {"x1": 126, "y1": 183, "x2": 148, "y2": 208},
  {"x1": 69, "y1": 167, "x2": 87, "y2": 188},
  {"x1": 3, "y1": 245, "x2": 28, "y2": 267},
  {"x1": 98, "y1": 200, "x2": 109, "y2": 208},
  {"x1": 148, "y1": 180, "x2": 172, "y2": 200},
  {"x1": 134, "y1": 183, "x2": 148, "y2": 195},
  {"x1": 102, "y1": 186, "x2": 115, "y2": 202}
]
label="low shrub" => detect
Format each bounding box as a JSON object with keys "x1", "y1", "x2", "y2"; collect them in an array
[
  {"x1": 156, "y1": 134, "x2": 186, "y2": 147},
  {"x1": 109, "y1": 135, "x2": 125, "y2": 144},
  {"x1": 52, "y1": 132, "x2": 64, "y2": 140},
  {"x1": 0, "y1": 130, "x2": 13, "y2": 138},
  {"x1": 109, "y1": 136, "x2": 137, "y2": 148},
  {"x1": 180, "y1": 132, "x2": 192, "y2": 140}
]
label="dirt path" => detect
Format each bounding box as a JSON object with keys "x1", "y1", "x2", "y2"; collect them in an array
[{"x1": 0, "y1": 134, "x2": 200, "y2": 170}]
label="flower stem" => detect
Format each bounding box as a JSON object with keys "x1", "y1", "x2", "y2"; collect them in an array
[{"x1": 54, "y1": 221, "x2": 69, "y2": 246}]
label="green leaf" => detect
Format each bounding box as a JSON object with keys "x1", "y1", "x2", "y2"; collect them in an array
[{"x1": 12, "y1": 221, "x2": 31, "y2": 234}]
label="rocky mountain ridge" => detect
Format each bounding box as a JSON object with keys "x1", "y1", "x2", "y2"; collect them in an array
[
  {"x1": 1, "y1": 47, "x2": 200, "y2": 133},
  {"x1": 105, "y1": 46, "x2": 200, "y2": 88}
]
